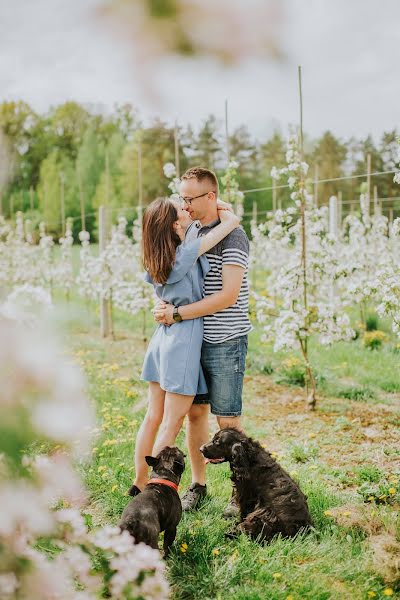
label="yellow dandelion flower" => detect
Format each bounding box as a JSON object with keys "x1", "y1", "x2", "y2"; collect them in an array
[
  {"x1": 324, "y1": 510, "x2": 333, "y2": 517},
  {"x1": 388, "y1": 488, "x2": 396, "y2": 495},
  {"x1": 286, "y1": 596, "x2": 295, "y2": 600},
  {"x1": 367, "y1": 496, "x2": 375, "y2": 502},
  {"x1": 212, "y1": 549, "x2": 220, "y2": 556},
  {"x1": 342, "y1": 511, "x2": 351, "y2": 516},
  {"x1": 105, "y1": 439, "x2": 118, "y2": 447},
  {"x1": 98, "y1": 466, "x2": 107, "y2": 472},
  {"x1": 308, "y1": 433, "x2": 316, "y2": 439},
  {"x1": 367, "y1": 593, "x2": 376, "y2": 598},
  {"x1": 272, "y1": 572, "x2": 282, "y2": 579},
  {"x1": 383, "y1": 589, "x2": 394, "y2": 597},
  {"x1": 111, "y1": 485, "x2": 118, "y2": 492},
  {"x1": 180, "y1": 543, "x2": 188, "y2": 553}
]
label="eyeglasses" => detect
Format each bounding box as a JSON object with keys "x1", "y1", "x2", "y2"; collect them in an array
[{"x1": 178, "y1": 191, "x2": 215, "y2": 206}]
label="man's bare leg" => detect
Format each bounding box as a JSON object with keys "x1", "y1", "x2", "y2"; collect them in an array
[
  {"x1": 217, "y1": 415, "x2": 243, "y2": 431},
  {"x1": 181, "y1": 403, "x2": 209, "y2": 511}
]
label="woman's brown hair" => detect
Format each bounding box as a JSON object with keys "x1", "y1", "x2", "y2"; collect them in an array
[{"x1": 142, "y1": 197, "x2": 181, "y2": 285}]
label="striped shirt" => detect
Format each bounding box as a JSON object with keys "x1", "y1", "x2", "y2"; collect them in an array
[{"x1": 186, "y1": 219, "x2": 252, "y2": 344}]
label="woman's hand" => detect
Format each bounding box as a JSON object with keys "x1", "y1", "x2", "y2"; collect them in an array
[
  {"x1": 217, "y1": 199, "x2": 234, "y2": 213},
  {"x1": 218, "y1": 206, "x2": 240, "y2": 226},
  {"x1": 153, "y1": 300, "x2": 174, "y2": 325}
]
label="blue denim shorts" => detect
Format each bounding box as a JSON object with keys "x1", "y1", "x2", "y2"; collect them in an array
[{"x1": 194, "y1": 335, "x2": 248, "y2": 417}]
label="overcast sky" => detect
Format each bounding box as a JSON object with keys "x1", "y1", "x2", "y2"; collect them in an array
[{"x1": 0, "y1": 0, "x2": 399, "y2": 141}]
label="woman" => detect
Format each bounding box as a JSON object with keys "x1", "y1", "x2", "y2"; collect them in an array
[{"x1": 129, "y1": 197, "x2": 239, "y2": 495}]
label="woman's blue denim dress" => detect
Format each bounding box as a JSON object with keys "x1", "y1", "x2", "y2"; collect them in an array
[{"x1": 141, "y1": 237, "x2": 209, "y2": 396}]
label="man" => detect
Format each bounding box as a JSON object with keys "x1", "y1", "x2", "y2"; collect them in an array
[{"x1": 154, "y1": 167, "x2": 252, "y2": 516}]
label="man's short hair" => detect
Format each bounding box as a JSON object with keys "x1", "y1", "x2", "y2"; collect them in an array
[{"x1": 181, "y1": 167, "x2": 219, "y2": 195}]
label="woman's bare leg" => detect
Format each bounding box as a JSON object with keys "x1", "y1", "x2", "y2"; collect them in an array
[
  {"x1": 133, "y1": 382, "x2": 165, "y2": 490},
  {"x1": 152, "y1": 392, "x2": 194, "y2": 455}
]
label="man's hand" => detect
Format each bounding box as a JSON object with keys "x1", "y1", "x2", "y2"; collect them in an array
[{"x1": 153, "y1": 300, "x2": 175, "y2": 325}]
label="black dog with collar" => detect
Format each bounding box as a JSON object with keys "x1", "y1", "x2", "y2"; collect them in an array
[{"x1": 119, "y1": 446, "x2": 185, "y2": 556}]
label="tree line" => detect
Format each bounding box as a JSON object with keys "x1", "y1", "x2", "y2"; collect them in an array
[{"x1": 0, "y1": 100, "x2": 398, "y2": 239}]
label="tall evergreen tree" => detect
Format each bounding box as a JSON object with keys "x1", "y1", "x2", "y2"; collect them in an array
[
  {"x1": 312, "y1": 131, "x2": 347, "y2": 203},
  {"x1": 191, "y1": 115, "x2": 223, "y2": 170}
]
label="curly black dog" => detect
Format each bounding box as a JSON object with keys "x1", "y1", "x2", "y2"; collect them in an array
[
  {"x1": 201, "y1": 428, "x2": 312, "y2": 543},
  {"x1": 119, "y1": 446, "x2": 185, "y2": 557}
]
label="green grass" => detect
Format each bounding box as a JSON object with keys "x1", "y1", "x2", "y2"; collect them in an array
[{"x1": 50, "y1": 295, "x2": 400, "y2": 600}]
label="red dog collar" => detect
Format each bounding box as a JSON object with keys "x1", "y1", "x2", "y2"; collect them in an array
[{"x1": 147, "y1": 478, "x2": 179, "y2": 491}]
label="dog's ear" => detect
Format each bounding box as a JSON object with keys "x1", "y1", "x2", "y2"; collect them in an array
[
  {"x1": 145, "y1": 455, "x2": 158, "y2": 467},
  {"x1": 231, "y1": 442, "x2": 250, "y2": 480}
]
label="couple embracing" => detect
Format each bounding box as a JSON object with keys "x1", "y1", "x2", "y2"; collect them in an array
[{"x1": 129, "y1": 166, "x2": 252, "y2": 516}]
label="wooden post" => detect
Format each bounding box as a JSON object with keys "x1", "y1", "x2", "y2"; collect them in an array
[
  {"x1": 251, "y1": 201, "x2": 258, "y2": 288},
  {"x1": 138, "y1": 138, "x2": 143, "y2": 212},
  {"x1": 99, "y1": 205, "x2": 111, "y2": 337},
  {"x1": 174, "y1": 121, "x2": 180, "y2": 178},
  {"x1": 252, "y1": 201, "x2": 258, "y2": 223},
  {"x1": 105, "y1": 150, "x2": 110, "y2": 206},
  {"x1": 77, "y1": 165, "x2": 86, "y2": 231},
  {"x1": 29, "y1": 186, "x2": 34, "y2": 212},
  {"x1": 59, "y1": 172, "x2": 65, "y2": 235},
  {"x1": 272, "y1": 179, "x2": 277, "y2": 212},
  {"x1": 329, "y1": 196, "x2": 338, "y2": 238},
  {"x1": 137, "y1": 135, "x2": 146, "y2": 340},
  {"x1": 367, "y1": 153, "x2": 371, "y2": 211},
  {"x1": 337, "y1": 191, "x2": 342, "y2": 228},
  {"x1": 224, "y1": 99, "x2": 231, "y2": 203},
  {"x1": 225, "y1": 98, "x2": 230, "y2": 164},
  {"x1": 298, "y1": 64, "x2": 316, "y2": 410},
  {"x1": 373, "y1": 185, "x2": 379, "y2": 216},
  {"x1": 314, "y1": 164, "x2": 319, "y2": 206}
]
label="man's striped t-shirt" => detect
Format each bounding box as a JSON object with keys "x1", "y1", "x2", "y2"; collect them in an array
[{"x1": 187, "y1": 219, "x2": 252, "y2": 344}]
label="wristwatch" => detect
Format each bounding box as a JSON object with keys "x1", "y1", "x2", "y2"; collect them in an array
[{"x1": 173, "y1": 306, "x2": 183, "y2": 323}]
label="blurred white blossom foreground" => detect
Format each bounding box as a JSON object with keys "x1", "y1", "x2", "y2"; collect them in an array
[{"x1": 0, "y1": 313, "x2": 168, "y2": 600}]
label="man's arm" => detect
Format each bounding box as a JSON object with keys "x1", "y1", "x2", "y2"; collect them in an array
[{"x1": 154, "y1": 264, "x2": 245, "y2": 325}]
